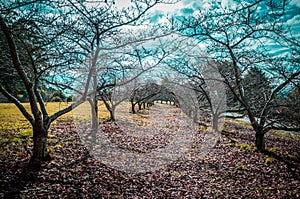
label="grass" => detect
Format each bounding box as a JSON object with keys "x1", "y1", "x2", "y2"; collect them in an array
[
  {"x1": 268, "y1": 129, "x2": 300, "y2": 141},
  {"x1": 1, "y1": 101, "x2": 299, "y2": 146},
  {"x1": 0, "y1": 103, "x2": 32, "y2": 145},
  {"x1": 0, "y1": 102, "x2": 110, "y2": 145}
]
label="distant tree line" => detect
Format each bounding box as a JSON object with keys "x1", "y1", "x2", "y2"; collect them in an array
[{"x1": 0, "y1": 87, "x2": 72, "y2": 103}]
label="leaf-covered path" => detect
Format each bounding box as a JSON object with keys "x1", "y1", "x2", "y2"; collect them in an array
[
  {"x1": 78, "y1": 103, "x2": 201, "y2": 173},
  {"x1": 1, "y1": 104, "x2": 300, "y2": 198}
]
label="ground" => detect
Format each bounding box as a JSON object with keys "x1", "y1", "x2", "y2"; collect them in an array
[{"x1": 0, "y1": 102, "x2": 299, "y2": 198}]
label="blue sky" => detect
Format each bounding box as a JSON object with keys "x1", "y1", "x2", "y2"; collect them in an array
[
  {"x1": 150, "y1": 0, "x2": 300, "y2": 36},
  {"x1": 146, "y1": 0, "x2": 300, "y2": 58}
]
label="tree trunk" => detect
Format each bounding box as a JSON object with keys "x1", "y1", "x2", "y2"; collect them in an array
[
  {"x1": 138, "y1": 103, "x2": 142, "y2": 110},
  {"x1": 31, "y1": 123, "x2": 51, "y2": 164},
  {"x1": 212, "y1": 114, "x2": 219, "y2": 132},
  {"x1": 109, "y1": 106, "x2": 116, "y2": 121},
  {"x1": 91, "y1": 98, "x2": 98, "y2": 131},
  {"x1": 188, "y1": 110, "x2": 192, "y2": 117},
  {"x1": 131, "y1": 101, "x2": 136, "y2": 113},
  {"x1": 87, "y1": 98, "x2": 98, "y2": 151},
  {"x1": 255, "y1": 132, "x2": 265, "y2": 152},
  {"x1": 193, "y1": 110, "x2": 198, "y2": 123}
]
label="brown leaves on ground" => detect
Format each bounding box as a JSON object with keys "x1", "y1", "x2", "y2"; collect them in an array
[
  {"x1": 1, "y1": 114, "x2": 300, "y2": 198},
  {"x1": 99, "y1": 106, "x2": 181, "y2": 153}
]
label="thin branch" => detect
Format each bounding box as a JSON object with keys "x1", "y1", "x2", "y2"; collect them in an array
[{"x1": 0, "y1": 86, "x2": 34, "y2": 125}]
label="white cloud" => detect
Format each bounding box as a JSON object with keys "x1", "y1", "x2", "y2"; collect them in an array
[
  {"x1": 152, "y1": 1, "x2": 185, "y2": 14},
  {"x1": 114, "y1": 0, "x2": 131, "y2": 10},
  {"x1": 291, "y1": 0, "x2": 300, "y2": 7}
]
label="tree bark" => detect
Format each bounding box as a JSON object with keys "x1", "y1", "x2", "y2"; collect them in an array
[
  {"x1": 91, "y1": 98, "x2": 98, "y2": 131},
  {"x1": 193, "y1": 110, "x2": 198, "y2": 123},
  {"x1": 87, "y1": 98, "x2": 98, "y2": 151},
  {"x1": 212, "y1": 113, "x2": 219, "y2": 132},
  {"x1": 130, "y1": 100, "x2": 136, "y2": 113},
  {"x1": 255, "y1": 132, "x2": 265, "y2": 152},
  {"x1": 31, "y1": 123, "x2": 51, "y2": 163},
  {"x1": 109, "y1": 106, "x2": 116, "y2": 121}
]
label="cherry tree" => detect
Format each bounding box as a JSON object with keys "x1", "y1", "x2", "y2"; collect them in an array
[
  {"x1": 0, "y1": 0, "x2": 176, "y2": 163},
  {"x1": 176, "y1": 0, "x2": 300, "y2": 151}
]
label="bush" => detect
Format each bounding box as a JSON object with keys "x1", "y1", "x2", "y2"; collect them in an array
[
  {"x1": 52, "y1": 96, "x2": 62, "y2": 102},
  {"x1": 67, "y1": 95, "x2": 73, "y2": 103}
]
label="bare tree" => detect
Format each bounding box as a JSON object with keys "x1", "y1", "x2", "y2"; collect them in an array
[
  {"x1": 0, "y1": 1, "x2": 93, "y2": 163},
  {"x1": 67, "y1": 0, "x2": 179, "y2": 131},
  {"x1": 130, "y1": 82, "x2": 160, "y2": 113},
  {"x1": 165, "y1": 59, "x2": 226, "y2": 132},
  {"x1": 0, "y1": 0, "x2": 175, "y2": 163},
  {"x1": 176, "y1": 0, "x2": 300, "y2": 151}
]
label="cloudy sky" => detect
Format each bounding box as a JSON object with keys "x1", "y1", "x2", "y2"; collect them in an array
[
  {"x1": 146, "y1": 0, "x2": 300, "y2": 57},
  {"x1": 150, "y1": 0, "x2": 300, "y2": 35},
  {"x1": 88, "y1": 0, "x2": 300, "y2": 58}
]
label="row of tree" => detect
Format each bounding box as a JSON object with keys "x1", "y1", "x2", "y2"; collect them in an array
[
  {"x1": 0, "y1": 0, "x2": 170, "y2": 163},
  {"x1": 0, "y1": 0, "x2": 299, "y2": 164},
  {"x1": 168, "y1": 0, "x2": 300, "y2": 151}
]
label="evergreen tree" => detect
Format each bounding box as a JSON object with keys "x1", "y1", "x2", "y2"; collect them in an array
[{"x1": 243, "y1": 67, "x2": 272, "y2": 117}]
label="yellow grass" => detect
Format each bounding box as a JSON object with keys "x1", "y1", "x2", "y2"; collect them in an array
[
  {"x1": 0, "y1": 103, "x2": 32, "y2": 140},
  {"x1": 0, "y1": 102, "x2": 110, "y2": 142}
]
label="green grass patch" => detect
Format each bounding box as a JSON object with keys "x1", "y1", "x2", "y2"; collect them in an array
[
  {"x1": 268, "y1": 147, "x2": 278, "y2": 153},
  {"x1": 223, "y1": 118, "x2": 253, "y2": 130},
  {"x1": 0, "y1": 137, "x2": 22, "y2": 144},
  {"x1": 269, "y1": 130, "x2": 300, "y2": 141},
  {"x1": 265, "y1": 156, "x2": 275, "y2": 163},
  {"x1": 19, "y1": 129, "x2": 32, "y2": 137},
  {"x1": 239, "y1": 143, "x2": 255, "y2": 151}
]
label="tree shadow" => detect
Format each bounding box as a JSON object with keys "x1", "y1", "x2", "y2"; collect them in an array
[
  {"x1": 262, "y1": 150, "x2": 300, "y2": 181},
  {"x1": 4, "y1": 161, "x2": 43, "y2": 198},
  {"x1": 3, "y1": 147, "x2": 94, "y2": 198}
]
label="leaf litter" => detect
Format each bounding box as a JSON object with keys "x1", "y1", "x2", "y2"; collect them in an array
[{"x1": 0, "y1": 106, "x2": 300, "y2": 198}]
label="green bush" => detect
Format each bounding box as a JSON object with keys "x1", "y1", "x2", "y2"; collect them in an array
[{"x1": 52, "y1": 96, "x2": 62, "y2": 102}]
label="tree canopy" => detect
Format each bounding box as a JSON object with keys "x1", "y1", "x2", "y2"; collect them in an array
[{"x1": 0, "y1": 0, "x2": 299, "y2": 161}]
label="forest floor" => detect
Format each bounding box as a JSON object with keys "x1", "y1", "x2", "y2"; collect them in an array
[{"x1": 0, "y1": 103, "x2": 300, "y2": 198}]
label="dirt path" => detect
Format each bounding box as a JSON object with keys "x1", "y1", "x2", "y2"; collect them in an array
[
  {"x1": 81, "y1": 103, "x2": 199, "y2": 173},
  {"x1": 116, "y1": 103, "x2": 185, "y2": 137}
]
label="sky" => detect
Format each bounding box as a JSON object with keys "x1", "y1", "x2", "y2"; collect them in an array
[
  {"x1": 147, "y1": 0, "x2": 300, "y2": 57},
  {"x1": 150, "y1": 0, "x2": 300, "y2": 35},
  {"x1": 4, "y1": 0, "x2": 298, "y2": 58},
  {"x1": 113, "y1": 0, "x2": 300, "y2": 56}
]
